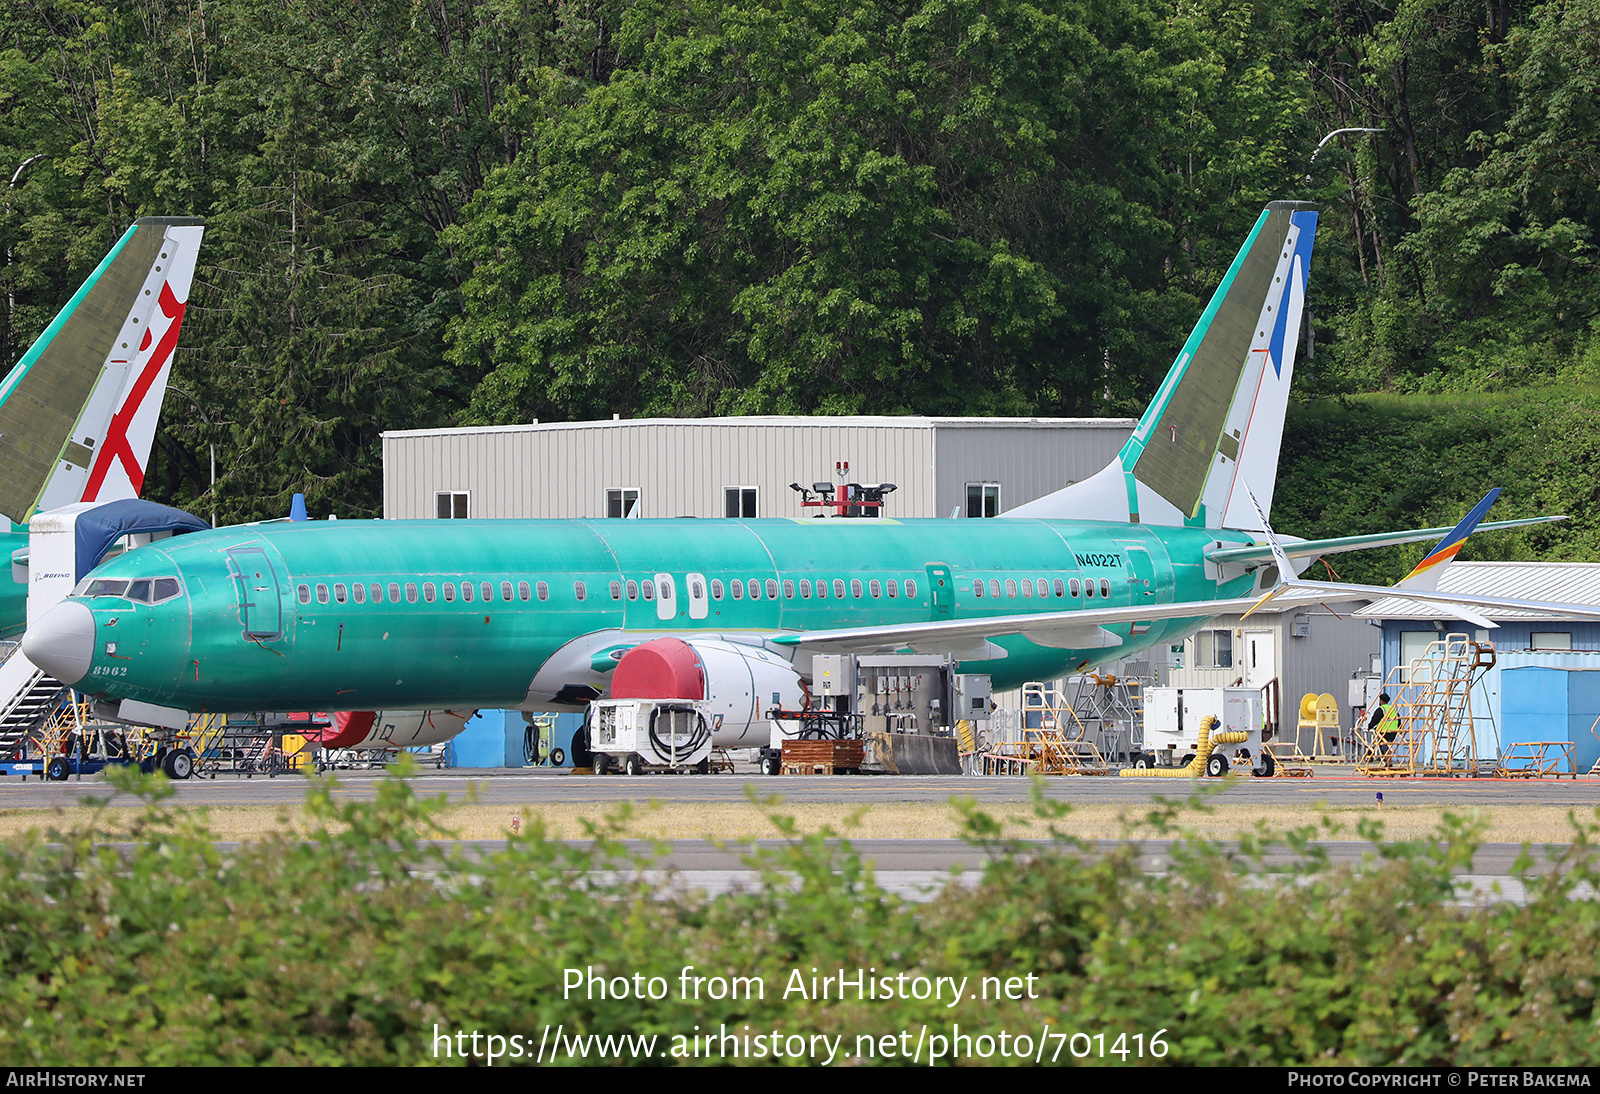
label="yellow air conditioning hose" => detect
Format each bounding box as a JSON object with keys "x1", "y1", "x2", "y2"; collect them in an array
[{"x1": 1119, "y1": 714, "x2": 1248, "y2": 777}]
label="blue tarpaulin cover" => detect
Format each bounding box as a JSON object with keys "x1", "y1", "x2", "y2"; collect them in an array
[{"x1": 75, "y1": 499, "x2": 209, "y2": 579}]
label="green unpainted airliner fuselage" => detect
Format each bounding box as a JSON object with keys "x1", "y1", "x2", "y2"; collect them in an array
[{"x1": 63, "y1": 516, "x2": 1258, "y2": 713}]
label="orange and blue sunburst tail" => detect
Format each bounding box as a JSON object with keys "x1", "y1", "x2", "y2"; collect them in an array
[{"x1": 1395, "y1": 488, "x2": 1502, "y2": 592}]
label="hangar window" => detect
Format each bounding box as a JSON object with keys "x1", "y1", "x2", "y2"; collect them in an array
[
  {"x1": 389, "y1": 582, "x2": 401, "y2": 603},
  {"x1": 850, "y1": 579, "x2": 863, "y2": 598},
  {"x1": 610, "y1": 581, "x2": 622, "y2": 600},
  {"x1": 783, "y1": 580, "x2": 794, "y2": 599},
  {"x1": 536, "y1": 581, "x2": 549, "y2": 601},
  {"x1": 643, "y1": 580, "x2": 655, "y2": 600},
  {"x1": 1531, "y1": 632, "x2": 1572, "y2": 650},
  {"x1": 436, "y1": 491, "x2": 469, "y2": 519},
  {"x1": 574, "y1": 581, "x2": 587, "y2": 601},
  {"x1": 501, "y1": 581, "x2": 513, "y2": 602},
  {"x1": 405, "y1": 583, "x2": 418, "y2": 603},
  {"x1": 316, "y1": 583, "x2": 330, "y2": 604},
  {"x1": 833, "y1": 579, "x2": 845, "y2": 598},
  {"x1": 353, "y1": 584, "x2": 365, "y2": 604},
  {"x1": 966, "y1": 482, "x2": 1001, "y2": 518},
  {"x1": 887, "y1": 580, "x2": 897, "y2": 598},
  {"x1": 443, "y1": 583, "x2": 455, "y2": 602},
  {"x1": 333, "y1": 584, "x2": 347, "y2": 603},
  {"x1": 1193, "y1": 629, "x2": 1233, "y2": 669},
  {"x1": 482, "y1": 582, "x2": 494, "y2": 602},
  {"x1": 519, "y1": 581, "x2": 531, "y2": 601},
  {"x1": 423, "y1": 583, "x2": 436, "y2": 603},
  {"x1": 626, "y1": 580, "x2": 639, "y2": 600},
  {"x1": 724, "y1": 486, "x2": 758, "y2": 518},
  {"x1": 905, "y1": 579, "x2": 917, "y2": 599},
  {"x1": 297, "y1": 584, "x2": 311, "y2": 605},
  {"x1": 748, "y1": 580, "x2": 761, "y2": 601},
  {"x1": 463, "y1": 582, "x2": 474, "y2": 602},
  {"x1": 765, "y1": 579, "x2": 778, "y2": 599},
  {"x1": 869, "y1": 580, "x2": 881, "y2": 598},
  {"x1": 606, "y1": 488, "x2": 640, "y2": 519}
]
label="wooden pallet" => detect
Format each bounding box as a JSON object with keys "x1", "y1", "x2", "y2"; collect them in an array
[{"x1": 780, "y1": 739, "x2": 864, "y2": 775}]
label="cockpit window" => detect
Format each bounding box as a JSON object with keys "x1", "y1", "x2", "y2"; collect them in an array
[{"x1": 83, "y1": 576, "x2": 183, "y2": 603}]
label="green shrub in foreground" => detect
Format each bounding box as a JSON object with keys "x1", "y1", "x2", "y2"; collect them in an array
[{"x1": 0, "y1": 766, "x2": 1595, "y2": 1066}]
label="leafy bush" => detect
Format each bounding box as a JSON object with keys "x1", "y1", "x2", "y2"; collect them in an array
[{"x1": 0, "y1": 765, "x2": 1595, "y2": 1066}]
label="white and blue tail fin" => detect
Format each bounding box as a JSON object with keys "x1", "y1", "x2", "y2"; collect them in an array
[
  {"x1": 0, "y1": 217, "x2": 205, "y2": 524},
  {"x1": 1008, "y1": 201, "x2": 1317, "y2": 529}
]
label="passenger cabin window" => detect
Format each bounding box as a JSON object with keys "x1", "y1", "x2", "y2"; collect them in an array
[
  {"x1": 850, "y1": 579, "x2": 863, "y2": 598},
  {"x1": 482, "y1": 582, "x2": 494, "y2": 602},
  {"x1": 1021, "y1": 580, "x2": 1033, "y2": 598},
  {"x1": 724, "y1": 487, "x2": 757, "y2": 518},
  {"x1": 988, "y1": 579, "x2": 1001, "y2": 598},
  {"x1": 643, "y1": 580, "x2": 655, "y2": 600},
  {"x1": 463, "y1": 582, "x2": 473, "y2": 602},
  {"x1": 574, "y1": 581, "x2": 587, "y2": 601},
  {"x1": 887, "y1": 580, "x2": 897, "y2": 598},
  {"x1": 1100, "y1": 579, "x2": 1111, "y2": 598},
  {"x1": 405, "y1": 583, "x2": 418, "y2": 603},
  {"x1": 443, "y1": 583, "x2": 455, "y2": 602},
  {"x1": 1084, "y1": 581, "x2": 1094, "y2": 598},
  {"x1": 519, "y1": 581, "x2": 531, "y2": 601},
  {"x1": 334, "y1": 583, "x2": 348, "y2": 603},
  {"x1": 297, "y1": 584, "x2": 311, "y2": 605},
  {"x1": 389, "y1": 582, "x2": 401, "y2": 603},
  {"x1": 815, "y1": 579, "x2": 827, "y2": 599},
  {"x1": 748, "y1": 580, "x2": 761, "y2": 601},
  {"x1": 536, "y1": 581, "x2": 549, "y2": 601},
  {"x1": 354, "y1": 584, "x2": 366, "y2": 604},
  {"x1": 1070, "y1": 579, "x2": 1080, "y2": 597},
  {"x1": 501, "y1": 581, "x2": 513, "y2": 602},
  {"x1": 610, "y1": 581, "x2": 623, "y2": 600},
  {"x1": 436, "y1": 491, "x2": 469, "y2": 519},
  {"x1": 1053, "y1": 579, "x2": 1064, "y2": 597},
  {"x1": 1004, "y1": 579, "x2": 1017, "y2": 598},
  {"x1": 606, "y1": 488, "x2": 640, "y2": 518},
  {"x1": 711, "y1": 579, "x2": 723, "y2": 599},
  {"x1": 731, "y1": 580, "x2": 742, "y2": 600},
  {"x1": 973, "y1": 581, "x2": 985, "y2": 598},
  {"x1": 869, "y1": 580, "x2": 881, "y2": 598},
  {"x1": 423, "y1": 582, "x2": 436, "y2": 603},
  {"x1": 316, "y1": 583, "x2": 330, "y2": 604},
  {"x1": 905, "y1": 579, "x2": 917, "y2": 598},
  {"x1": 369, "y1": 583, "x2": 381, "y2": 603},
  {"x1": 782, "y1": 579, "x2": 793, "y2": 599},
  {"x1": 833, "y1": 579, "x2": 845, "y2": 598},
  {"x1": 966, "y1": 482, "x2": 1001, "y2": 518},
  {"x1": 799, "y1": 580, "x2": 810, "y2": 599},
  {"x1": 765, "y1": 579, "x2": 778, "y2": 599},
  {"x1": 659, "y1": 578, "x2": 674, "y2": 600}
]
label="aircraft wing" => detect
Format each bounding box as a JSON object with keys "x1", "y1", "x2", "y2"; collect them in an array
[
  {"x1": 1204, "y1": 515, "x2": 1564, "y2": 567},
  {"x1": 770, "y1": 580, "x2": 1600, "y2": 659}
]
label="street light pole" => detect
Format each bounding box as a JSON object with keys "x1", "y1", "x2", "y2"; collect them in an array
[
  {"x1": 1306, "y1": 128, "x2": 1384, "y2": 184},
  {"x1": 5, "y1": 154, "x2": 46, "y2": 363}
]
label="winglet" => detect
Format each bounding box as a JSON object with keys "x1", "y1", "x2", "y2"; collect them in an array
[{"x1": 1395, "y1": 488, "x2": 1501, "y2": 593}]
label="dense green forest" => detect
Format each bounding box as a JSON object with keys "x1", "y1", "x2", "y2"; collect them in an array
[{"x1": 2, "y1": 0, "x2": 1598, "y2": 568}]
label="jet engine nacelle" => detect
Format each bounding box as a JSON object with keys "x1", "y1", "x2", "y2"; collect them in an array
[
  {"x1": 608, "y1": 637, "x2": 804, "y2": 748},
  {"x1": 323, "y1": 708, "x2": 476, "y2": 750}
]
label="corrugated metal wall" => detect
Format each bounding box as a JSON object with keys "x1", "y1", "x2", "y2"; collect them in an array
[
  {"x1": 932, "y1": 422, "x2": 1134, "y2": 518},
  {"x1": 383, "y1": 417, "x2": 1136, "y2": 521}
]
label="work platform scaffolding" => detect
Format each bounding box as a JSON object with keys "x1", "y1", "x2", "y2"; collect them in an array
[
  {"x1": 1357, "y1": 634, "x2": 1497, "y2": 777},
  {"x1": 978, "y1": 673, "x2": 1147, "y2": 775}
]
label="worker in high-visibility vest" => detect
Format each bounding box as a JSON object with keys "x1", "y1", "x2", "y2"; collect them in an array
[{"x1": 1366, "y1": 693, "x2": 1398, "y2": 758}]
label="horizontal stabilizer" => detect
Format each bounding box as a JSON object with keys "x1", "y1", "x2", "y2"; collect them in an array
[{"x1": 1205, "y1": 514, "x2": 1564, "y2": 567}]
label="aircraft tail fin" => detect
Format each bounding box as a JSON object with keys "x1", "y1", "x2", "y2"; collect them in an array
[
  {"x1": 1394, "y1": 488, "x2": 1501, "y2": 593},
  {"x1": 1008, "y1": 201, "x2": 1317, "y2": 529},
  {"x1": 0, "y1": 217, "x2": 205, "y2": 524}
]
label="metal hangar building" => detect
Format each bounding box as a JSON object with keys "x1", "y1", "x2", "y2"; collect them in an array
[{"x1": 381, "y1": 415, "x2": 1137, "y2": 522}]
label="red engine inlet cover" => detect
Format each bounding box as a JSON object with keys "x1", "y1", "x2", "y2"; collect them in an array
[
  {"x1": 320, "y1": 710, "x2": 377, "y2": 749},
  {"x1": 610, "y1": 638, "x2": 705, "y2": 700}
]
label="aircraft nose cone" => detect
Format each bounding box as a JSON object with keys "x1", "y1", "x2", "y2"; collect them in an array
[{"x1": 23, "y1": 601, "x2": 95, "y2": 685}]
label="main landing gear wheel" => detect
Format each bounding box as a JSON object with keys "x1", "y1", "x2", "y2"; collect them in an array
[
  {"x1": 623, "y1": 753, "x2": 643, "y2": 776},
  {"x1": 1205, "y1": 753, "x2": 1230, "y2": 778},
  {"x1": 45, "y1": 756, "x2": 69, "y2": 782},
  {"x1": 162, "y1": 749, "x2": 195, "y2": 780}
]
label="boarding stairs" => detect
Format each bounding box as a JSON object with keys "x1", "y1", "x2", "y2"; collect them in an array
[{"x1": 0, "y1": 646, "x2": 68, "y2": 758}]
